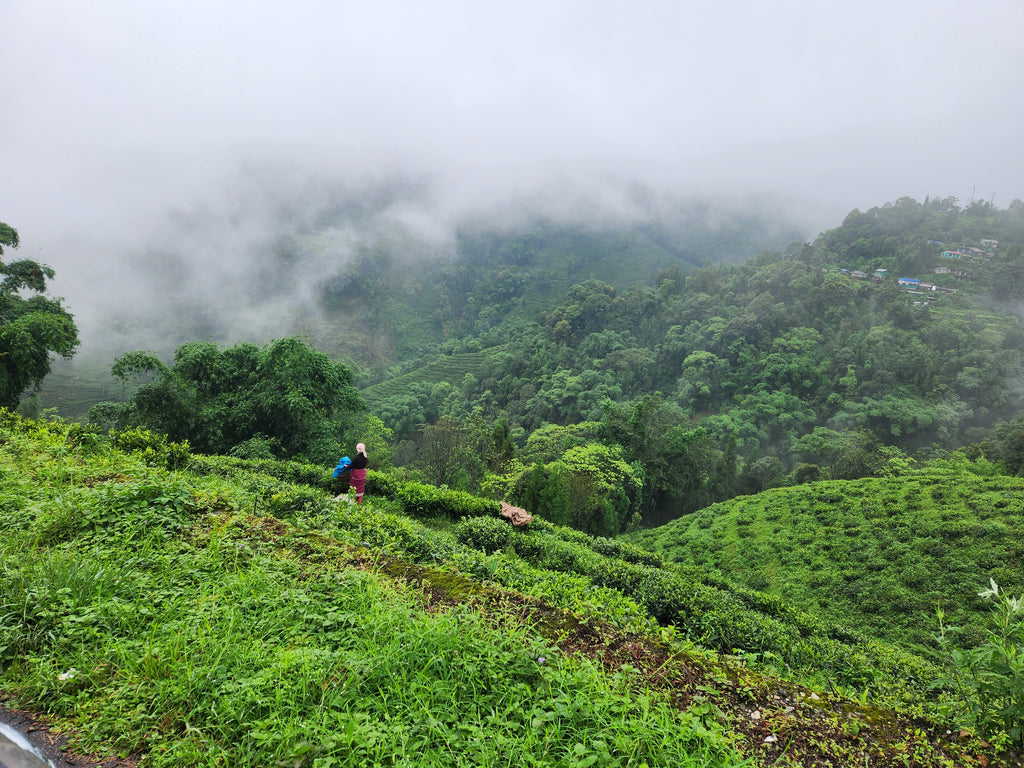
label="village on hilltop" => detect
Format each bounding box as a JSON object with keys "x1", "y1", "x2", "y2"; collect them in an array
[{"x1": 836, "y1": 237, "x2": 999, "y2": 301}]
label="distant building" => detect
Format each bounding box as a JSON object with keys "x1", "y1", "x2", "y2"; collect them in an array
[
  {"x1": 981, "y1": 238, "x2": 999, "y2": 249},
  {"x1": 850, "y1": 270, "x2": 868, "y2": 279},
  {"x1": 898, "y1": 277, "x2": 920, "y2": 287},
  {"x1": 935, "y1": 266, "x2": 951, "y2": 274},
  {"x1": 941, "y1": 249, "x2": 971, "y2": 260},
  {"x1": 965, "y1": 247, "x2": 995, "y2": 258}
]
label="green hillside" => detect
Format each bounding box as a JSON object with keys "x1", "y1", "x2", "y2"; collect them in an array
[
  {"x1": 2, "y1": 411, "x2": 1020, "y2": 767},
  {"x1": 29, "y1": 356, "x2": 127, "y2": 420},
  {"x1": 622, "y1": 461, "x2": 1024, "y2": 651},
  {"x1": 361, "y1": 350, "x2": 500, "y2": 408},
  {"x1": 33, "y1": 198, "x2": 1024, "y2": 515}
]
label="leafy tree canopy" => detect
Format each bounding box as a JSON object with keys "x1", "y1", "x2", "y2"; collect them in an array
[
  {"x1": 91, "y1": 337, "x2": 365, "y2": 464},
  {"x1": 0, "y1": 221, "x2": 80, "y2": 408}
]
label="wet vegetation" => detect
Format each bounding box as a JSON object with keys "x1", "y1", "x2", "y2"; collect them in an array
[
  {"x1": 2, "y1": 411, "x2": 1022, "y2": 766},
  {"x1": 9, "y1": 196, "x2": 1024, "y2": 765}
]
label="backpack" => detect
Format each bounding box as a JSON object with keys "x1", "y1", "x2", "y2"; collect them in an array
[{"x1": 332, "y1": 456, "x2": 352, "y2": 478}]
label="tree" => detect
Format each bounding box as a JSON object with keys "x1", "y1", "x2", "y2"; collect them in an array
[
  {"x1": 489, "y1": 418, "x2": 516, "y2": 471},
  {"x1": 519, "y1": 422, "x2": 600, "y2": 464},
  {"x1": 598, "y1": 395, "x2": 717, "y2": 524},
  {"x1": 414, "y1": 416, "x2": 488, "y2": 489},
  {"x1": 559, "y1": 444, "x2": 641, "y2": 536},
  {"x1": 996, "y1": 414, "x2": 1024, "y2": 476},
  {"x1": 0, "y1": 222, "x2": 80, "y2": 408},
  {"x1": 92, "y1": 337, "x2": 364, "y2": 463},
  {"x1": 512, "y1": 461, "x2": 571, "y2": 527},
  {"x1": 738, "y1": 454, "x2": 786, "y2": 494}
]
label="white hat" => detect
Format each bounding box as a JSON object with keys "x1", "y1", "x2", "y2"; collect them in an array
[{"x1": 356, "y1": 442, "x2": 367, "y2": 455}]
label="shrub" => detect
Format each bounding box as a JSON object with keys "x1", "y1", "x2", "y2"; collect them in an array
[
  {"x1": 110, "y1": 426, "x2": 190, "y2": 470},
  {"x1": 453, "y1": 517, "x2": 515, "y2": 553},
  {"x1": 188, "y1": 454, "x2": 330, "y2": 489},
  {"x1": 590, "y1": 536, "x2": 664, "y2": 568},
  {"x1": 365, "y1": 469, "x2": 402, "y2": 498},
  {"x1": 365, "y1": 472, "x2": 501, "y2": 519},
  {"x1": 265, "y1": 485, "x2": 323, "y2": 516},
  {"x1": 65, "y1": 480, "x2": 194, "y2": 544}
]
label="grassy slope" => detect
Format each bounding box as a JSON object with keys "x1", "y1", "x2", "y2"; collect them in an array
[
  {"x1": 1, "y1": 414, "x2": 736, "y2": 768},
  {"x1": 622, "y1": 464, "x2": 1024, "y2": 652},
  {"x1": 1, "y1": 412, "x2": 1016, "y2": 767}
]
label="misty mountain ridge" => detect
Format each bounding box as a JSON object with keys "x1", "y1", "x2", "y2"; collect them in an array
[
  {"x1": 36, "y1": 193, "x2": 1024, "y2": 469},
  {"x1": 45, "y1": 182, "x2": 801, "y2": 394}
]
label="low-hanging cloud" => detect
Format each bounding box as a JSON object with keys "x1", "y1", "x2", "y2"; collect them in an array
[{"x1": 3, "y1": 0, "x2": 1023, "y2": 355}]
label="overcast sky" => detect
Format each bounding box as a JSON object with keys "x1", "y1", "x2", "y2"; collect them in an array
[{"x1": 3, "y1": 0, "x2": 1023, "y2": 350}]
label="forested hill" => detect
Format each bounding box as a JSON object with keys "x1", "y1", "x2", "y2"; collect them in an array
[
  {"x1": 308, "y1": 207, "x2": 803, "y2": 367},
  {"x1": 327, "y1": 195, "x2": 1023, "y2": 384},
  {"x1": 355, "y1": 198, "x2": 1024, "y2": 494},
  {"x1": 34, "y1": 195, "x2": 1024, "y2": 529}
]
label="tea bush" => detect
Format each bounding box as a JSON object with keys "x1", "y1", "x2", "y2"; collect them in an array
[
  {"x1": 452, "y1": 513, "x2": 944, "y2": 708},
  {"x1": 110, "y1": 426, "x2": 191, "y2": 470},
  {"x1": 364, "y1": 471, "x2": 500, "y2": 519},
  {"x1": 189, "y1": 454, "x2": 328, "y2": 489},
  {"x1": 264, "y1": 485, "x2": 324, "y2": 517}
]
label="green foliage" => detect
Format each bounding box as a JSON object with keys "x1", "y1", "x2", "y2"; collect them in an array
[
  {"x1": 511, "y1": 461, "x2": 572, "y2": 527},
  {"x1": 189, "y1": 452, "x2": 333, "y2": 490},
  {"x1": 451, "y1": 512, "x2": 942, "y2": 708},
  {"x1": 995, "y1": 413, "x2": 1024, "y2": 476},
  {"x1": 409, "y1": 415, "x2": 489, "y2": 489},
  {"x1": 624, "y1": 466, "x2": 1024, "y2": 654},
  {"x1": 452, "y1": 515, "x2": 516, "y2": 553},
  {"x1": 110, "y1": 425, "x2": 191, "y2": 470},
  {"x1": 0, "y1": 414, "x2": 742, "y2": 768},
  {"x1": 263, "y1": 485, "x2": 328, "y2": 517},
  {"x1": 519, "y1": 421, "x2": 600, "y2": 465},
  {"x1": 934, "y1": 581, "x2": 1024, "y2": 746},
  {"x1": 503, "y1": 441, "x2": 642, "y2": 537},
  {"x1": 366, "y1": 470, "x2": 501, "y2": 519},
  {"x1": 228, "y1": 434, "x2": 281, "y2": 460},
  {"x1": 0, "y1": 222, "x2": 19, "y2": 253},
  {"x1": 598, "y1": 396, "x2": 717, "y2": 523},
  {"x1": 0, "y1": 221, "x2": 80, "y2": 408},
  {"x1": 348, "y1": 197, "x2": 1024, "y2": 518},
  {"x1": 95, "y1": 337, "x2": 365, "y2": 464},
  {"x1": 26, "y1": 478, "x2": 193, "y2": 547}
]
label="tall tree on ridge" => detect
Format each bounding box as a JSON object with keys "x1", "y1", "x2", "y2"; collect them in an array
[{"x1": 0, "y1": 222, "x2": 80, "y2": 408}]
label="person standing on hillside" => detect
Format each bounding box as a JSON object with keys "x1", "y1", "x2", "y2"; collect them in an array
[{"x1": 350, "y1": 442, "x2": 369, "y2": 504}]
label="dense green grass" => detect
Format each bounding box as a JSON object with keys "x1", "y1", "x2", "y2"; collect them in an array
[
  {"x1": 622, "y1": 462, "x2": 1024, "y2": 651},
  {"x1": 6, "y1": 544, "x2": 732, "y2": 767},
  {"x1": 0, "y1": 412, "x2": 742, "y2": 767},
  {"x1": 4, "y1": 412, "x2": 1020, "y2": 764}
]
